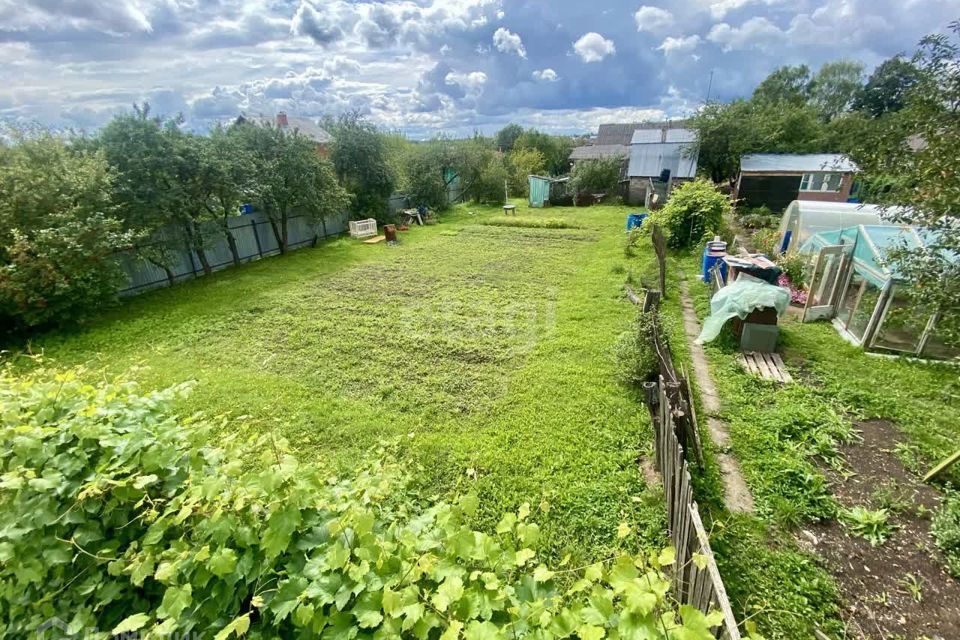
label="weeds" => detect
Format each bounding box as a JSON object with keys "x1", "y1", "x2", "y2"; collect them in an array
[
  {"x1": 932, "y1": 492, "x2": 960, "y2": 577},
  {"x1": 841, "y1": 506, "x2": 895, "y2": 546},
  {"x1": 478, "y1": 216, "x2": 573, "y2": 229}
]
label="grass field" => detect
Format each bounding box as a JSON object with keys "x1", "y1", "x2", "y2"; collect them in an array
[{"x1": 23, "y1": 201, "x2": 665, "y2": 565}]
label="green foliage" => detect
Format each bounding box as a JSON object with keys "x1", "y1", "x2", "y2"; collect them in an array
[
  {"x1": 736, "y1": 206, "x2": 777, "y2": 230},
  {"x1": 506, "y1": 147, "x2": 547, "y2": 197},
  {"x1": 840, "y1": 506, "x2": 895, "y2": 546},
  {"x1": 478, "y1": 216, "x2": 572, "y2": 229},
  {"x1": 0, "y1": 131, "x2": 132, "y2": 333},
  {"x1": 750, "y1": 228, "x2": 781, "y2": 258},
  {"x1": 514, "y1": 130, "x2": 575, "y2": 176},
  {"x1": 775, "y1": 253, "x2": 807, "y2": 285},
  {"x1": 325, "y1": 111, "x2": 395, "y2": 220},
  {"x1": 0, "y1": 365, "x2": 740, "y2": 639},
  {"x1": 473, "y1": 155, "x2": 509, "y2": 205},
  {"x1": 614, "y1": 312, "x2": 659, "y2": 387},
  {"x1": 852, "y1": 21, "x2": 960, "y2": 347},
  {"x1": 810, "y1": 60, "x2": 865, "y2": 121},
  {"x1": 752, "y1": 65, "x2": 812, "y2": 106},
  {"x1": 569, "y1": 158, "x2": 623, "y2": 200},
  {"x1": 495, "y1": 124, "x2": 524, "y2": 152},
  {"x1": 646, "y1": 181, "x2": 729, "y2": 249},
  {"x1": 404, "y1": 141, "x2": 454, "y2": 210},
  {"x1": 853, "y1": 55, "x2": 921, "y2": 117},
  {"x1": 932, "y1": 493, "x2": 960, "y2": 577}
]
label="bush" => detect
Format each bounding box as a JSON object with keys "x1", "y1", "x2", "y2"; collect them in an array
[
  {"x1": 736, "y1": 206, "x2": 778, "y2": 230},
  {"x1": 472, "y1": 155, "x2": 509, "y2": 205},
  {"x1": 405, "y1": 142, "x2": 451, "y2": 211},
  {"x1": 614, "y1": 311, "x2": 660, "y2": 387},
  {"x1": 479, "y1": 217, "x2": 572, "y2": 229},
  {"x1": 751, "y1": 228, "x2": 781, "y2": 257},
  {"x1": 933, "y1": 493, "x2": 960, "y2": 577},
  {"x1": 0, "y1": 134, "x2": 132, "y2": 333},
  {"x1": 569, "y1": 157, "x2": 623, "y2": 200},
  {"x1": 776, "y1": 253, "x2": 808, "y2": 285},
  {"x1": 0, "y1": 365, "x2": 741, "y2": 638},
  {"x1": 646, "y1": 180, "x2": 730, "y2": 249}
]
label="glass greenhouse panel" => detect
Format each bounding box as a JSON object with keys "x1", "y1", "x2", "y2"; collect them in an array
[
  {"x1": 872, "y1": 285, "x2": 931, "y2": 353},
  {"x1": 846, "y1": 281, "x2": 882, "y2": 341},
  {"x1": 922, "y1": 321, "x2": 960, "y2": 360}
]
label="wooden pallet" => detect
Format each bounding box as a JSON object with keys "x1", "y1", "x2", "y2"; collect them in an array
[{"x1": 738, "y1": 351, "x2": 793, "y2": 383}]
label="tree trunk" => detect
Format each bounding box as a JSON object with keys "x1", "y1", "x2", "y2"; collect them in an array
[
  {"x1": 224, "y1": 226, "x2": 242, "y2": 266},
  {"x1": 280, "y1": 209, "x2": 289, "y2": 254},
  {"x1": 195, "y1": 246, "x2": 212, "y2": 275},
  {"x1": 148, "y1": 257, "x2": 176, "y2": 287},
  {"x1": 268, "y1": 218, "x2": 283, "y2": 254},
  {"x1": 182, "y1": 222, "x2": 212, "y2": 275}
]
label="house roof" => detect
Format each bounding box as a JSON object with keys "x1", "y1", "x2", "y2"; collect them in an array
[
  {"x1": 596, "y1": 120, "x2": 690, "y2": 145},
  {"x1": 740, "y1": 153, "x2": 858, "y2": 174},
  {"x1": 628, "y1": 142, "x2": 697, "y2": 178},
  {"x1": 631, "y1": 128, "x2": 697, "y2": 144},
  {"x1": 569, "y1": 144, "x2": 629, "y2": 161},
  {"x1": 257, "y1": 115, "x2": 332, "y2": 144}
]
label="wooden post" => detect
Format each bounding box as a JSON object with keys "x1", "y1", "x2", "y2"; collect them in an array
[{"x1": 652, "y1": 224, "x2": 667, "y2": 299}]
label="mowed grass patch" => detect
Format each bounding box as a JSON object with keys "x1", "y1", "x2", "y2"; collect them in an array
[{"x1": 24, "y1": 201, "x2": 665, "y2": 564}]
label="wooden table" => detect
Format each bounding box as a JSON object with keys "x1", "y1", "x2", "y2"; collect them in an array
[{"x1": 503, "y1": 204, "x2": 516, "y2": 216}]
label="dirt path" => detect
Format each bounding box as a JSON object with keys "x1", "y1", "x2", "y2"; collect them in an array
[{"x1": 677, "y1": 279, "x2": 754, "y2": 513}]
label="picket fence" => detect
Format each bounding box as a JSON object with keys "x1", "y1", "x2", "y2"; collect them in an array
[{"x1": 116, "y1": 211, "x2": 349, "y2": 296}]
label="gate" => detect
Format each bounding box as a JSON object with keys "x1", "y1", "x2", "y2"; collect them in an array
[{"x1": 802, "y1": 245, "x2": 851, "y2": 322}]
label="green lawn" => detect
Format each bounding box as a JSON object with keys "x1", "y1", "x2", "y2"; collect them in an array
[{"x1": 23, "y1": 201, "x2": 665, "y2": 564}]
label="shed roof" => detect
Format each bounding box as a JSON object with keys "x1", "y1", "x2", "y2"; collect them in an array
[
  {"x1": 596, "y1": 120, "x2": 690, "y2": 145},
  {"x1": 627, "y1": 142, "x2": 697, "y2": 178},
  {"x1": 630, "y1": 128, "x2": 697, "y2": 144},
  {"x1": 569, "y1": 144, "x2": 628, "y2": 161},
  {"x1": 740, "y1": 153, "x2": 858, "y2": 174}
]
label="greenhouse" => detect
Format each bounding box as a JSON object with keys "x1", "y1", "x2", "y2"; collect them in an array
[
  {"x1": 776, "y1": 200, "x2": 906, "y2": 254},
  {"x1": 798, "y1": 224, "x2": 958, "y2": 359}
]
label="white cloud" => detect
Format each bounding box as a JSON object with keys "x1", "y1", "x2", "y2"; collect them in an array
[
  {"x1": 291, "y1": 2, "x2": 347, "y2": 45},
  {"x1": 635, "y1": 6, "x2": 674, "y2": 32},
  {"x1": 492, "y1": 27, "x2": 526, "y2": 58},
  {"x1": 707, "y1": 17, "x2": 782, "y2": 51},
  {"x1": 0, "y1": 0, "x2": 153, "y2": 35},
  {"x1": 532, "y1": 68, "x2": 558, "y2": 82},
  {"x1": 706, "y1": 0, "x2": 785, "y2": 20},
  {"x1": 445, "y1": 70, "x2": 488, "y2": 96},
  {"x1": 573, "y1": 32, "x2": 616, "y2": 63},
  {"x1": 657, "y1": 34, "x2": 701, "y2": 54}
]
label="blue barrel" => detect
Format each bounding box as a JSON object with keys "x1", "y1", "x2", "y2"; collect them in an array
[
  {"x1": 626, "y1": 213, "x2": 647, "y2": 231},
  {"x1": 702, "y1": 245, "x2": 728, "y2": 283}
]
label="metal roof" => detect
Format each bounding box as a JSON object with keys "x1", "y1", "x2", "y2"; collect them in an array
[
  {"x1": 740, "y1": 153, "x2": 859, "y2": 173},
  {"x1": 569, "y1": 144, "x2": 629, "y2": 160},
  {"x1": 596, "y1": 120, "x2": 691, "y2": 145},
  {"x1": 630, "y1": 128, "x2": 697, "y2": 144},
  {"x1": 627, "y1": 142, "x2": 698, "y2": 178}
]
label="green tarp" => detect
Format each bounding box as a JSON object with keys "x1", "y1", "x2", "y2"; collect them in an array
[{"x1": 696, "y1": 274, "x2": 790, "y2": 344}]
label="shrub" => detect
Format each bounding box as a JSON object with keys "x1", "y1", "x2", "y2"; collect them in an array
[
  {"x1": 751, "y1": 228, "x2": 781, "y2": 257},
  {"x1": 405, "y1": 142, "x2": 451, "y2": 211},
  {"x1": 647, "y1": 180, "x2": 730, "y2": 249},
  {"x1": 736, "y1": 206, "x2": 778, "y2": 230},
  {"x1": 0, "y1": 365, "x2": 742, "y2": 639},
  {"x1": 614, "y1": 312, "x2": 660, "y2": 387},
  {"x1": 569, "y1": 157, "x2": 623, "y2": 200},
  {"x1": 473, "y1": 156, "x2": 509, "y2": 205},
  {"x1": 776, "y1": 253, "x2": 809, "y2": 285},
  {"x1": 933, "y1": 493, "x2": 960, "y2": 577},
  {"x1": 0, "y1": 134, "x2": 132, "y2": 333},
  {"x1": 479, "y1": 217, "x2": 572, "y2": 229}
]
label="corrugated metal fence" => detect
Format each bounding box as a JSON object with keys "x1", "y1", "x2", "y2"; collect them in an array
[{"x1": 117, "y1": 211, "x2": 349, "y2": 296}]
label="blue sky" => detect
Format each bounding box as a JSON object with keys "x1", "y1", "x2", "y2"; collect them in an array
[{"x1": 0, "y1": 0, "x2": 955, "y2": 137}]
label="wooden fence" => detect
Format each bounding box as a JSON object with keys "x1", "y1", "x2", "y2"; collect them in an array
[
  {"x1": 646, "y1": 377, "x2": 740, "y2": 639},
  {"x1": 627, "y1": 285, "x2": 739, "y2": 639}
]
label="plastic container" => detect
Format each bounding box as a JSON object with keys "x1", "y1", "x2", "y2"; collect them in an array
[
  {"x1": 626, "y1": 213, "x2": 648, "y2": 231},
  {"x1": 702, "y1": 243, "x2": 728, "y2": 284}
]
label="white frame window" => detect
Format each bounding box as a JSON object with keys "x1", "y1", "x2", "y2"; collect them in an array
[{"x1": 800, "y1": 172, "x2": 843, "y2": 193}]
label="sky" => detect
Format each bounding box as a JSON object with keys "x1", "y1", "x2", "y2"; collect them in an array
[{"x1": 0, "y1": 0, "x2": 955, "y2": 137}]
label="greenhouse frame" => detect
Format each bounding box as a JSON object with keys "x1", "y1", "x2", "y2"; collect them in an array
[
  {"x1": 798, "y1": 224, "x2": 957, "y2": 360},
  {"x1": 776, "y1": 200, "x2": 907, "y2": 255}
]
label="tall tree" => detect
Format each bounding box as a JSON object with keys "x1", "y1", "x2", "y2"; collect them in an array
[
  {"x1": 853, "y1": 55, "x2": 921, "y2": 117},
  {"x1": 232, "y1": 121, "x2": 328, "y2": 254},
  {"x1": 506, "y1": 146, "x2": 547, "y2": 197},
  {"x1": 810, "y1": 60, "x2": 865, "y2": 120},
  {"x1": 854, "y1": 21, "x2": 960, "y2": 344},
  {"x1": 752, "y1": 65, "x2": 812, "y2": 105},
  {"x1": 494, "y1": 123, "x2": 524, "y2": 152},
  {"x1": 96, "y1": 105, "x2": 186, "y2": 285},
  {"x1": 325, "y1": 112, "x2": 394, "y2": 220}
]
